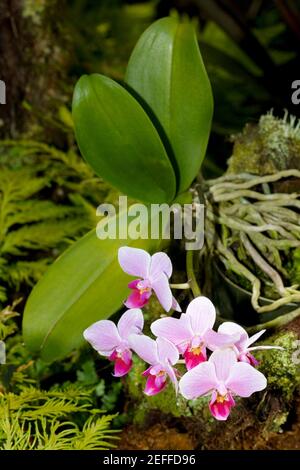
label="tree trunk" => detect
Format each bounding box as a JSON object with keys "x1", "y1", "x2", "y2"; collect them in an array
[{"x1": 0, "y1": 0, "x2": 69, "y2": 138}]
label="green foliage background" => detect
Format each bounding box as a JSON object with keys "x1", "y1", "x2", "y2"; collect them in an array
[{"x1": 0, "y1": 0, "x2": 299, "y2": 450}]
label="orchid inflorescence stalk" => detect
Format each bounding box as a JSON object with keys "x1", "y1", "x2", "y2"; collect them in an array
[{"x1": 84, "y1": 247, "x2": 283, "y2": 421}]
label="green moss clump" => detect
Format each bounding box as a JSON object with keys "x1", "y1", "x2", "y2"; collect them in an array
[
  {"x1": 257, "y1": 331, "x2": 300, "y2": 401},
  {"x1": 267, "y1": 411, "x2": 289, "y2": 433},
  {"x1": 126, "y1": 356, "x2": 183, "y2": 425},
  {"x1": 142, "y1": 298, "x2": 166, "y2": 335},
  {"x1": 227, "y1": 111, "x2": 300, "y2": 175}
]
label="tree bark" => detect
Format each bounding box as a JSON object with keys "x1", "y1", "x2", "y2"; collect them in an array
[{"x1": 0, "y1": 0, "x2": 69, "y2": 138}]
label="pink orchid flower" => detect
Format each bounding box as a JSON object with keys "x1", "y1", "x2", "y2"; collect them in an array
[
  {"x1": 151, "y1": 296, "x2": 239, "y2": 370},
  {"x1": 179, "y1": 348, "x2": 267, "y2": 421},
  {"x1": 118, "y1": 247, "x2": 181, "y2": 312},
  {"x1": 129, "y1": 334, "x2": 179, "y2": 396},
  {"x1": 83, "y1": 309, "x2": 143, "y2": 377},
  {"x1": 218, "y1": 322, "x2": 283, "y2": 366}
]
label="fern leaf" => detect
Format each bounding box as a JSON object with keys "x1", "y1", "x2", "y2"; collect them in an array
[
  {"x1": 73, "y1": 415, "x2": 119, "y2": 450},
  {"x1": 0, "y1": 385, "x2": 120, "y2": 450},
  {"x1": 2, "y1": 259, "x2": 51, "y2": 289},
  {"x1": 2, "y1": 217, "x2": 92, "y2": 255}
]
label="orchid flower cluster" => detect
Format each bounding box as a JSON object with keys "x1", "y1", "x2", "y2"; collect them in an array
[{"x1": 84, "y1": 247, "x2": 282, "y2": 421}]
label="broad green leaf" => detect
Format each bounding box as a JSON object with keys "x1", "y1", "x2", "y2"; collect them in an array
[
  {"x1": 72, "y1": 74, "x2": 176, "y2": 204},
  {"x1": 23, "y1": 210, "x2": 160, "y2": 362},
  {"x1": 126, "y1": 16, "x2": 214, "y2": 193}
]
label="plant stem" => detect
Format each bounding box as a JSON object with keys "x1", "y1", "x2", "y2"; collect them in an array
[
  {"x1": 170, "y1": 283, "x2": 190, "y2": 289},
  {"x1": 186, "y1": 250, "x2": 201, "y2": 297}
]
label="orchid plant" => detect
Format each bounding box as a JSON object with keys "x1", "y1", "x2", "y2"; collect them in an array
[
  {"x1": 84, "y1": 247, "x2": 283, "y2": 421},
  {"x1": 23, "y1": 16, "x2": 214, "y2": 363}
]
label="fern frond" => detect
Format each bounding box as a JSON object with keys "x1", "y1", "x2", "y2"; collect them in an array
[
  {"x1": 2, "y1": 217, "x2": 91, "y2": 255},
  {"x1": 4, "y1": 385, "x2": 91, "y2": 407},
  {"x1": 0, "y1": 167, "x2": 49, "y2": 206},
  {"x1": 34, "y1": 420, "x2": 78, "y2": 450},
  {"x1": 2, "y1": 259, "x2": 51, "y2": 289},
  {"x1": 0, "y1": 385, "x2": 120, "y2": 450},
  {"x1": 5, "y1": 200, "x2": 80, "y2": 228},
  {"x1": 0, "y1": 138, "x2": 117, "y2": 303},
  {"x1": 0, "y1": 321, "x2": 17, "y2": 341},
  {"x1": 73, "y1": 414, "x2": 119, "y2": 450},
  {"x1": 0, "y1": 413, "x2": 32, "y2": 450},
  {"x1": 0, "y1": 301, "x2": 20, "y2": 341},
  {"x1": 41, "y1": 385, "x2": 92, "y2": 401},
  {"x1": 19, "y1": 399, "x2": 89, "y2": 420}
]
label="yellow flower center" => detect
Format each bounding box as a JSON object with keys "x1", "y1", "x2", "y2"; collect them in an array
[
  {"x1": 190, "y1": 342, "x2": 204, "y2": 355},
  {"x1": 216, "y1": 394, "x2": 227, "y2": 403},
  {"x1": 137, "y1": 282, "x2": 151, "y2": 294},
  {"x1": 191, "y1": 346, "x2": 202, "y2": 355},
  {"x1": 139, "y1": 287, "x2": 151, "y2": 294}
]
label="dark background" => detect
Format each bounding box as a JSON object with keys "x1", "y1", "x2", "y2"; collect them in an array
[{"x1": 0, "y1": 0, "x2": 300, "y2": 175}]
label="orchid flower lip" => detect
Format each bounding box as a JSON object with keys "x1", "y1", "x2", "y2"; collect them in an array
[{"x1": 209, "y1": 390, "x2": 236, "y2": 420}]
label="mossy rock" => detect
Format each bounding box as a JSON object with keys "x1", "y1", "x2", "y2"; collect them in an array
[
  {"x1": 227, "y1": 112, "x2": 300, "y2": 176},
  {"x1": 257, "y1": 330, "x2": 300, "y2": 401}
]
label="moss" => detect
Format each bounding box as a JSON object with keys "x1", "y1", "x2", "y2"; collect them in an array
[
  {"x1": 257, "y1": 330, "x2": 300, "y2": 401},
  {"x1": 126, "y1": 357, "x2": 183, "y2": 424},
  {"x1": 227, "y1": 111, "x2": 300, "y2": 175},
  {"x1": 126, "y1": 356, "x2": 145, "y2": 401},
  {"x1": 142, "y1": 297, "x2": 166, "y2": 334},
  {"x1": 268, "y1": 411, "x2": 289, "y2": 433}
]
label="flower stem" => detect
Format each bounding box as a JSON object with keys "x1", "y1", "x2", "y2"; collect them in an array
[
  {"x1": 186, "y1": 250, "x2": 201, "y2": 297},
  {"x1": 170, "y1": 283, "x2": 190, "y2": 289}
]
